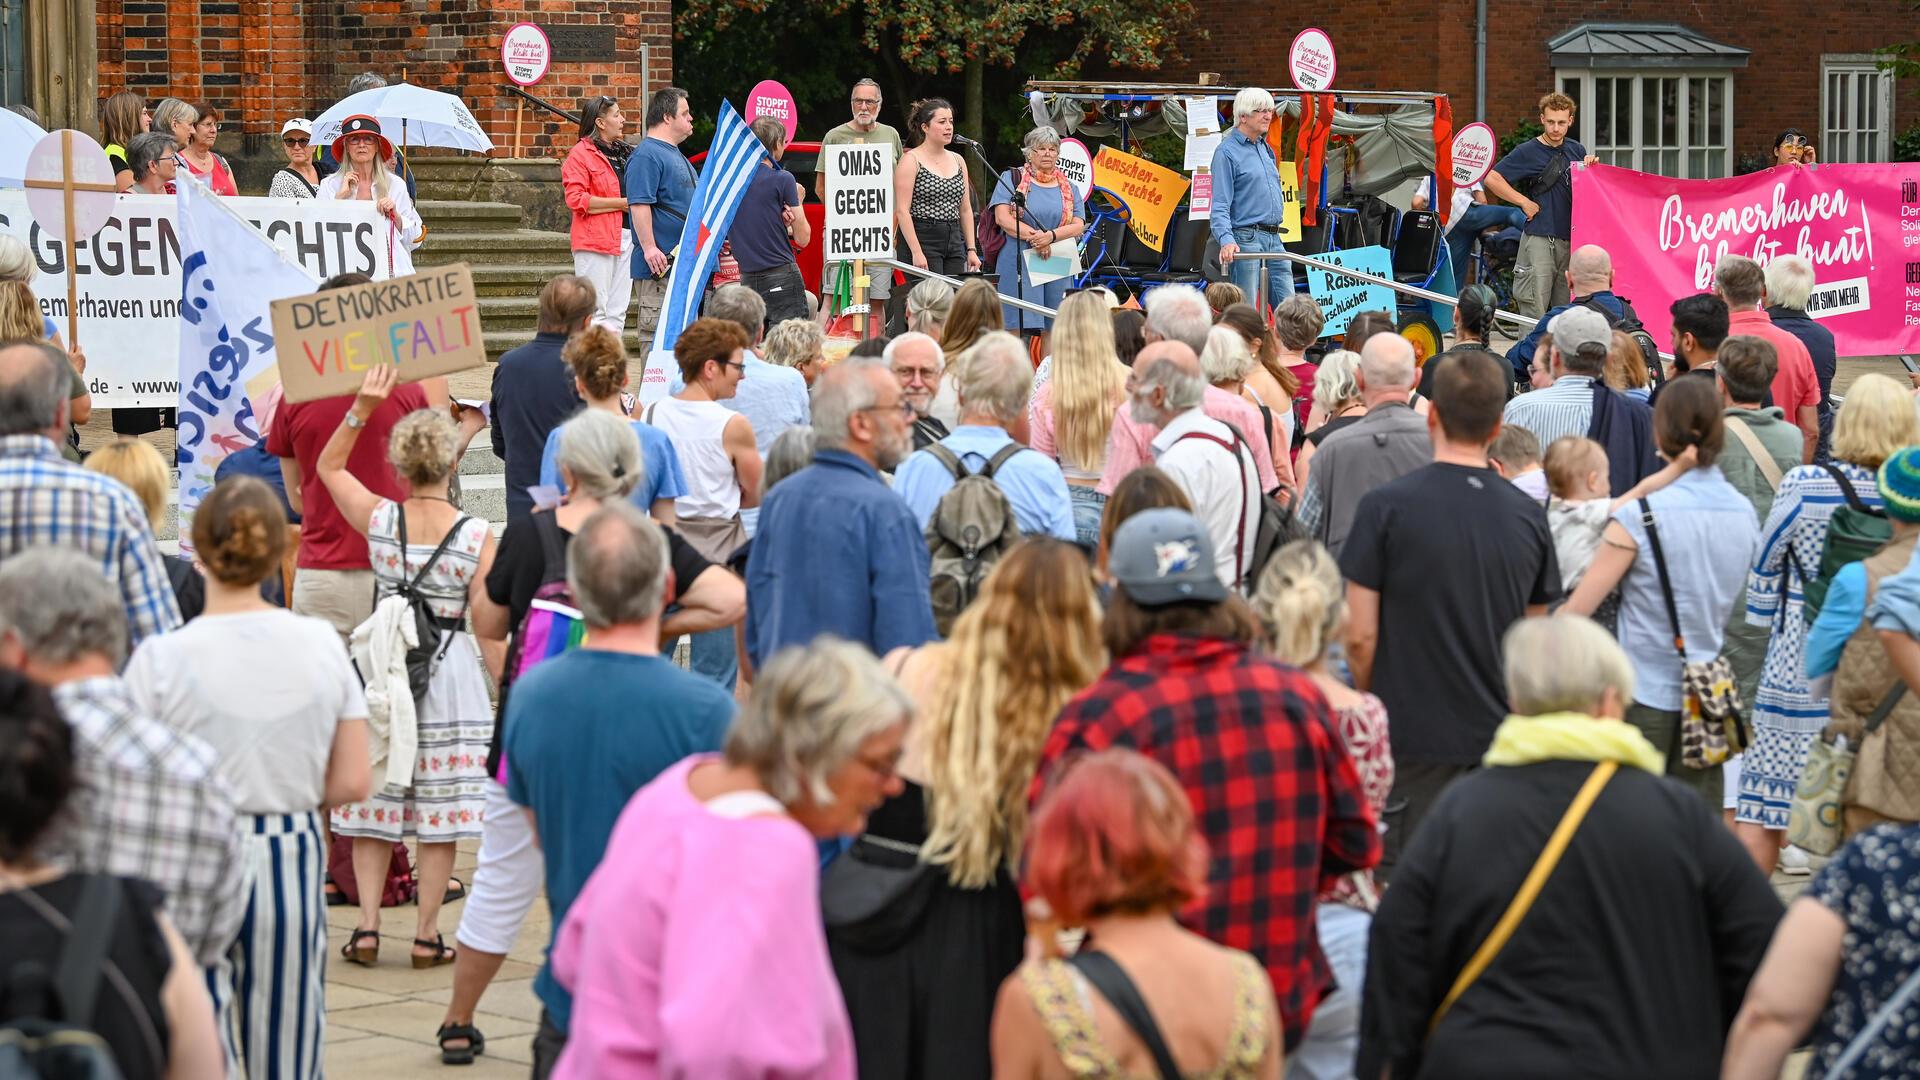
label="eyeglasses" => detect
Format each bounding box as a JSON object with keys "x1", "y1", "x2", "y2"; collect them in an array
[
  {"x1": 854, "y1": 750, "x2": 901, "y2": 781},
  {"x1": 861, "y1": 399, "x2": 914, "y2": 418},
  {"x1": 891, "y1": 365, "x2": 939, "y2": 382},
  {"x1": 851, "y1": 98, "x2": 882, "y2": 107},
  {"x1": 719, "y1": 359, "x2": 747, "y2": 373}
]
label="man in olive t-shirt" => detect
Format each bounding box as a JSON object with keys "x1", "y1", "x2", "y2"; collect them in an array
[{"x1": 818, "y1": 78, "x2": 904, "y2": 313}]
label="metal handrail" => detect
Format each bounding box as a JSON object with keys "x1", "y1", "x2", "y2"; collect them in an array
[
  {"x1": 867, "y1": 258, "x2": 1059, "y2": 320},
  {"x1": 502, "y1": 84, "x2": 580, "y2": 127},
  {"x1": 1229, "y1": 251, "x2": 1538, "y2": 330}
]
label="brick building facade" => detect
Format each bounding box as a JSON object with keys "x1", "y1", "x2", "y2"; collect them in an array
[
  {"x1": 1176, "y1": 2, "x2": 1918, "y2": 174},
  {"x1": 67, "y1": 1, "x2": 671, "y2": 172}
]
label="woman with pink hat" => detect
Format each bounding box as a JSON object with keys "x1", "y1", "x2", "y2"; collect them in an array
[{"x1": 318, "y1": 114, "x2": 424, "y2": 277}]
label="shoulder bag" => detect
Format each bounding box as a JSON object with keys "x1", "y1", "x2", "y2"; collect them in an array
[
  {"x1": 1789, "y1": 683, "x2": 1903, "y2": 856},
  {"x1": 1068, "y1": 949, "x2": 1184, "y2": 1080},
  {"x1": 819, "y1": 832, "x2": 939, "y2": 952},
  {"x1": 1429, "y1": 761, "x2": 1616, "y2": 1035},
  {"x1": 1639, "y1": 497, "x2": 1745, "y2": 768}
]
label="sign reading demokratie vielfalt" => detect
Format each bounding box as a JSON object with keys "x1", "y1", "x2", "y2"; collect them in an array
[
  {"x1": 0, "y1": 191, "x2": 388, "y2": 407},
  {"x1": 821, "y1": 141, "x2": 896, "y2": 262}
]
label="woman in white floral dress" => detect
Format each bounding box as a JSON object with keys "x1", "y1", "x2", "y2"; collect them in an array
[{"x1": 318, "y1": 364, "x2": 495, "y2": 969}]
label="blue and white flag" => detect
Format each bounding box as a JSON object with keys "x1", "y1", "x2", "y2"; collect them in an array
[
  {"x1": 174, "y1": 173, "x2": 321, "y2": 548},
  {"x1": 638, "y1": 99, "x2": 768, "y2": 403}
]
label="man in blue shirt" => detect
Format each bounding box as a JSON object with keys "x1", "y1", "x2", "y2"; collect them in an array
[
  {"x1": 505, "y1": 502, "x2": 735, "y2": 1072},
  {"x1": 894, "y1": 332, "x2": 1076, "y2": 541},
  {"x1": 1484, "y1": 92, "x2": 1597, "y2": 321},
  {"x1": 625, "y1": 87, "x2": 696, "y2": 344},
  {"x1": 1209, "y1": 86, "x2": 1293, "y2": 314},
  {"x1": 490, "y1": 274, "x2": 593, "y2": 522},
  {"x1": 1505, "y1": 243, "x2": 1627, "y2": 379},
  {"x1": 746, "y1": 358, "x2": 937, "y2": 667},
  {"x1": 731, "y1": 117, "x2": 811, "y2": 327}
]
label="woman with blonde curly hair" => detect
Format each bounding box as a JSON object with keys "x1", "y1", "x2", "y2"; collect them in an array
[
  {"x1": 761, "y1": 316, "x2": 826, "y2": 387},
  {"x1": 317, "y1": 365, "x2": 496, "y2": 972},
  {"x1": 929, "y1": 278, "x2": 1004, "y2": 427},
  {"x1": 1030, "y1": 290, "x2": 1130, "y2": 547},
  {"x1": 125, "y1": 475, "x2": 371, "y2": 1078},
  {"x1": 829, "y1": 538, "x2": 1106, "y2": 1080},
  {"x1": 1738, "y1": 372, "x2": 1920, "y2": 875},
  {"x1": 1249, "y1": 539, "x2": 1392, "y2": 1076}
]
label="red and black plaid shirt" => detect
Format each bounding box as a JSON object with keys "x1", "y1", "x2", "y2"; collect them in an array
[{"x1": 1030, "y1": 632, "x2": 1381, "y2": 1050}]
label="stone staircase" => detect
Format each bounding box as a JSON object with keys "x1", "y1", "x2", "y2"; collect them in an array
[{"x1": 406, "y1": 155, "x2": 646, "y2": 361}]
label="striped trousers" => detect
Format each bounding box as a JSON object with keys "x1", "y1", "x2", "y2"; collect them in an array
[{"x1": 208, "y1": 811, "x2": 328, "y2": 1079}]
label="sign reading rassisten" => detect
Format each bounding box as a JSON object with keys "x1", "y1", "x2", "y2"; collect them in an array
[{"x1": 822, "y1": 142, "x2": 896, "y2": 262}]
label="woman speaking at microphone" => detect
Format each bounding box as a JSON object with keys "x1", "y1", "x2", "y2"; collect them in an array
[{"x1": 319, "y1": 115, "x2": 424, "y2": 278}]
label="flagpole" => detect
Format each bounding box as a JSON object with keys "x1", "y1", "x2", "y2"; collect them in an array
[{"x1": 176, "y1": 170, "x2": 322, "y2": 285}]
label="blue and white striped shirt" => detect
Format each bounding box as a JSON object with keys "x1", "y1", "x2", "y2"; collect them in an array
[
  {"x1": 1502, "y1": 375, "x2": 1597, "y2": 452},
  {"x1": 0, "y1": 434, "x2": 181, "y2": 647}
]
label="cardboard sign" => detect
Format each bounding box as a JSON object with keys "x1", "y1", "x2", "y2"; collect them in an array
[
  {"x1": 821, "y1": 141, "x2": 896, "y2": 261},
  {"x1": 1305, "y1": 245, "x2": 1395, "y2": 338},
  {"x1": 501, "y1": 23, "x2": 551, "y2": 87},
  {"x1": 747, "y1": 80, "x2": 798, "y2": 143},
  {"x1": 1451, "y1": 122, "x2": 1497, "y2": 187},
  {"x1": 1278, "y1": 160, "x2": 1303, "y2": 241},
  {"x1": 272, "y1": 263, "x2": 486, "y2": 403},
  {"x1": 1092, "y1": 145, "x2": 1190, "y2": 253},
  {"x1": 1057, "y1": 138, "x2": 1093, "y2": 200},
  {"x1": 1289, "y1": 28, "x2": 1338, "y2": 91}
]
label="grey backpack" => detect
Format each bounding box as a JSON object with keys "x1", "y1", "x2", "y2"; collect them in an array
[{"x1": 924, "y1": 442, "x2": 1025, "y2": 636}]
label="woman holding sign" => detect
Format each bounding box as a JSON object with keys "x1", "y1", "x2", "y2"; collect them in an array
[
  {"x1": 989, "y1": 126, "x2": 1084, "y2": 342},
  {"x1": 895, "y1": 98, "x2": 979, "y2": 278},
  {"x1": 319, "y1": 115, "x2": 425, "y2": 279}
]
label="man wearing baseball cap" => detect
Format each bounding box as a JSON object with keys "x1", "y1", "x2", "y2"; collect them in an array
[
  {"x1": 1501, "y1": 304, "x2": 1615, "y2": 449},
  {"x1": 1030, "y1": 507, "x2": 1379, "y2": 1052}
]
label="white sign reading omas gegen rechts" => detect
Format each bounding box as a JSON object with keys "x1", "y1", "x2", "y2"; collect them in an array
[{"x1": 821, "y1": 142, "x2": 896, "y2": 262}]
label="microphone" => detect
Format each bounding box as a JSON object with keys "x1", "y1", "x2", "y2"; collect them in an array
[{"x1": 950, "y1": 133, "x2": 981, "y2": 148}]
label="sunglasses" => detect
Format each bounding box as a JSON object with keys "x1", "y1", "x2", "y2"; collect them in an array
[{"x1": 283, "y1": 136, "x2": 310, "y2": 146}]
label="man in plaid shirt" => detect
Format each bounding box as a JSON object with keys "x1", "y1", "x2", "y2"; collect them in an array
[
  {"x1": 0, "y1": 342, "x2": 181, "y2": 647},
  {"x1": 0, "y1": 549, "x2": 246, "y2": 969},
  {"x1": 1031, "y1": 508, "x2": 1380, "y2": 1050}
]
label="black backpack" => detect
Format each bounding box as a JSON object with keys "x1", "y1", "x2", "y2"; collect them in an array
[
  {"x1": 393, "y1": 506, "x2": 475, "y2": 701},
  {"x1": 0, "y1": 875, "x2": 132, "y2": 1079},
  {"x1": 924, "y1": 443, "x2": 1025, "y2": 636},
  {"x1": 1584, "y1": 295, "x2": 1663, "y2": 388}
]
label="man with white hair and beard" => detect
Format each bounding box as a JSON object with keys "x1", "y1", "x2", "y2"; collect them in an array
[
  {"x1": 1098, "y1": 285, "x2": 1280, "y2": 496},
  {"x1": 884, "y1": 331, "x2": 949, "y2": 450},
  {"x1": 1126, "y1": 340, "x2": 1263, "y2": 589},
  {"x1": 745, "y1": 358, "x2": 937, "y2": 665}
]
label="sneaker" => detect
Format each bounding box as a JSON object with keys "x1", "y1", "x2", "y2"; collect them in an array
[{"x1": 1779, "y1": 845, "x2": 1813, "y2": 876}]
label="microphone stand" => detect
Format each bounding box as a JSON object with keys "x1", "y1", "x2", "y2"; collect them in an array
[{"x1": 959, "y1": 137, "x2": 1042, "y2": 316}]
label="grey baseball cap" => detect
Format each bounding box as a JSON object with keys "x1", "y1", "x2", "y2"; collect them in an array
[
  {"x1": 1109, "y1": 507, "x2": 1229, "y2": 607},
  {"x1": 1548, "y1": 305, "x2": 1613, "y2": 359}
]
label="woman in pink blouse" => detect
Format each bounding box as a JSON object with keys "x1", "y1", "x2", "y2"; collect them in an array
[
  {"x1": 549, "y1": 639, "x2": 913, "y2": 1079},
  {"x1": 1029, "y1": 290, "x2": 1130, "y2": 550}
]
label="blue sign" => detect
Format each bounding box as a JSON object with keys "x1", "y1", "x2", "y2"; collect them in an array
[{"x1": 1305, "y1": 245, "x2": 1395, "y2": 339}]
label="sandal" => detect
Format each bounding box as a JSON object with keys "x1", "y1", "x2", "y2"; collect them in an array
[
  {"x1": 324, "y1": 875, "x2": 348, "y2": 907},
  {"x1": 436, "y1": 1021, "x2": 486, "y2": 1065},
  {"x1": 442, "y1": 877, "x2": 467, "y2": 904},
  {"x1": 412, "y1": 933, "x2": 458, "y2": 969},
  {"x1": 341, "y1": 928, "x2": 379, "y2": 967}
]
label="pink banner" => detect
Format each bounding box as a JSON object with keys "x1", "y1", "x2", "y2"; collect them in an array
[{"x1": 1572, "y1": 162, "x2": 1920, "y2": 357}]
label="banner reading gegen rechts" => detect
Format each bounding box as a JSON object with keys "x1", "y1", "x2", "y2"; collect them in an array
[
  {"x1": 1572, "y1": 162, "x2": 1920, "y2": 357},
  {"x1": 0, "y1": 190, "x2": 386, "y2": 407}
]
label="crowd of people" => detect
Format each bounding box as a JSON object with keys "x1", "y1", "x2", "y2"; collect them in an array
[{"x1": 2, "y1": 73, "x2": 1917, "y2": 1080}]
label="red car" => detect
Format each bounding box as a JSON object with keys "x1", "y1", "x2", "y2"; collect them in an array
[{"x1": 690, "y1": 140, "x2": 828, "y2": 296}]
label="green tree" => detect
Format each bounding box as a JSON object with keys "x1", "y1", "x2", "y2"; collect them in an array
[{"x1": 1878, "y1": 3, "x2": 1920, "y2": 85}]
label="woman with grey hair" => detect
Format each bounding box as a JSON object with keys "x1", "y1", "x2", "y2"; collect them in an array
[
  {"x1": 545, "y1": 638, "x2": 909, "y2": 1077},
  {"x1": 317, "y1": 365, "x2": 496, "y2": 972},
  {"x1": 988, "y1": 125, "x2": 1085, "y2": 342},
  {"x1": 150, "y1": 98, "x2": 197, "y2": 166},
  {"x1": 1763, "y1": 253, "x2": 1837, "y2": 462},
  {"x1": 762, "y1": 317, "x2": 826, "y2": 388},
  {"x1": 1358, "y1": 614, "x2": 1781, "y2": 1077},
  {"x1": 1293, "y1": 349, "x2": 1362, "y2": 492},
  {"x1": 906, "y1": 276, "x2": 954, "y2": 339},
  {"x1": 127, "y1": 131, "x2": 180, "y2": 194}
]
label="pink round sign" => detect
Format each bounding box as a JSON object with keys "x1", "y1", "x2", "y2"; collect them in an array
[
  {"x1": 1288, "y1": 28, "x2": 1338, "y2": 92},
  {"x1": 501, "y1": 23, "x2": 551, "y2": 88},
  {"x1": 25, "y1": 130, "x2": 115, "y2": 241},
  {"x1": 1056, "y1": 138, "x2": 1093, "y2": 200},
  {"x1": 1450, "y1": 122, "x2": 1498, "y2": 187},
  {"x1": 747, "y1": 80, "x2": 798, "y2": 143}
]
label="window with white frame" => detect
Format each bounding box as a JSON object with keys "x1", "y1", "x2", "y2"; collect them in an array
[
  {"x1": 1822, "y1": 56, "x2": 1895, "y2": 163},
  {"x1": 1555, "y1": 71, "x2": 1733, "y2": 179}
]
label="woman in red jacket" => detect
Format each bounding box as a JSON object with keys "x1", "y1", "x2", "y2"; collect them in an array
[{"x1": 562, "y1": 96, "x2": 634, "y2": 334}]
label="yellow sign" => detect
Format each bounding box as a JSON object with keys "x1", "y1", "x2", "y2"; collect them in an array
[
  {"x1": 1092, "y1": 146, "x2": 1190, "y2": 253},
  {"x1": 1279, "y1": 160, "x2": 1303, "y2": 241}
]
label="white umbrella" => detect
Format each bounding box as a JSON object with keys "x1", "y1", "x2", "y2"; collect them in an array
[
  {"x1": 311, "y1": 82, "x2": 495, "y2": 154},
  {"x1": 0, "y1": 108, "x2": 49, "y2": 187}
]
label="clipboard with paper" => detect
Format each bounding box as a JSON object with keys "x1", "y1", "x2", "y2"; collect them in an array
[{"x1": 1023, "y1": 240, "x2": 1082, "y2": 287}]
